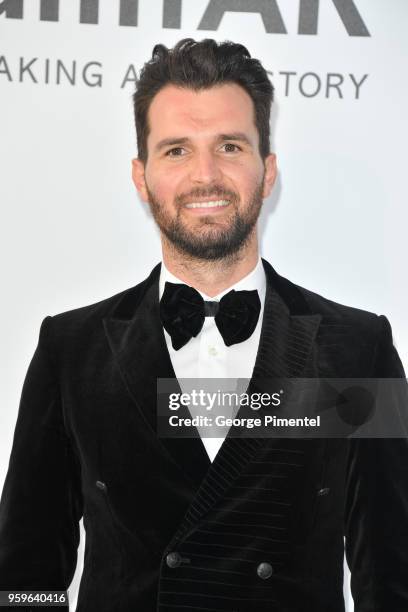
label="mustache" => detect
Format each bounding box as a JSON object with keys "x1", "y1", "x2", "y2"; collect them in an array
[{"x1": 175, "y1": 185, "x2": 239, "y2": 206}]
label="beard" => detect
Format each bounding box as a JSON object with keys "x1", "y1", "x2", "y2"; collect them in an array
[{"x1": 145, "y1": 179, "x2": 264, "y2": 261}]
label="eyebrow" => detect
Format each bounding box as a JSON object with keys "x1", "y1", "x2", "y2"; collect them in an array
[
  {"x1": 154, "y1": 132, "x2": 253, "y2": 152},
  {"x1": 217, "y1": 132, "x2": 252, "y2": 146},
  {"x1": 155, "y1": 137, "x2": 190, "y2": 152}
]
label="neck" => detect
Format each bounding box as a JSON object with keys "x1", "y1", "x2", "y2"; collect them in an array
[{"x1": 161, "y1": 233, "x2": 259, "y2": 298}]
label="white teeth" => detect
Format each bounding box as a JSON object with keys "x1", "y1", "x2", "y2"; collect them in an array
[{"x1": 185, "y1": 200, "x2": 229, "y2": 209}]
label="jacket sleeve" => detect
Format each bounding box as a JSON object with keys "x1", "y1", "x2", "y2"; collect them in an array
[
  {"x1": 345, "y1": 315, "x2": 408, "y2": 611},
  {"x1": 0, "y1": 316, "x2": 83, "y2": 600}
]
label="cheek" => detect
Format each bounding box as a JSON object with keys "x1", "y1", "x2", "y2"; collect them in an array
[
  {"x1": 228, "y1": 165, "x2": 264, "y2": 196},
  {"x1": 145, "y1": 165, "x2": 183, "y2": 200},
  {"x1": 224, "y1": 156, "x2": 263, "y2": 179}
]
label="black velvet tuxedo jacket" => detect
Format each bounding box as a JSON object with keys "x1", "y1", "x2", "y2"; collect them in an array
[{"x1": 0, "y1": 259, "x2": 407, "y2": 612}]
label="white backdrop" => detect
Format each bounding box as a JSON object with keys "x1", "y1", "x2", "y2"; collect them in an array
[{"x1": 1, "y1": 1, "x2": 407, "y2": 609}]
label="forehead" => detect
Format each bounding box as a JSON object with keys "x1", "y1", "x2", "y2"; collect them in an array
[{"x1": 146, "y1": 83, "x2": 258, "y2": 143}]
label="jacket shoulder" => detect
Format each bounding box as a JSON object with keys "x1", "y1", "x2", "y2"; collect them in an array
[
  {"x1": 263, "y1": 258, "x2": 379, "y2": 327},
  {"x1": 46, "y1": 263, "x2": 161, "y2": 339},
  {"x1": 297, "y1": 283, "x2": 379, "y2": 323},
  {"x1": 50, "y1": 286, "x2": 133, "y2": 328},
  {"x1": 290, "y1": 282, "x2": 404, "y2": 376}
]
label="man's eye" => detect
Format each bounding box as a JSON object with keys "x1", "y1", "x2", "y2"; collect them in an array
[
  {"x1": 166, "y1": 147, "x2": 186, "y2": 157},
  {"x1": 222, "y1": 143, "x2": 240, "y2": 153}
]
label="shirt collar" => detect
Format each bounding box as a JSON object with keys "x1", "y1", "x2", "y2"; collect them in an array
[{"x1": 159, "y1": 256, "x2": 266, "y2": 303}]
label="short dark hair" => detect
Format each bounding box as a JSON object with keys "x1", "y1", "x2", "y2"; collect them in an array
[{"x1": 133, "y1": 38, "x2": 274, "y2": 162}]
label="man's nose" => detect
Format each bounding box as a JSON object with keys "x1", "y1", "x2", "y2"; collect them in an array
[{"x1": 189, "y1": 151, "x2": 222, "y2": 184}]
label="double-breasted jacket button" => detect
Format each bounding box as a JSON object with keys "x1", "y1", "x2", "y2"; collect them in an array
[
  {"x1": 317, "y1": 487, "x2": 330, "y2": 496},
  {"x1": 257, "y1": 562, "x2": 273, "y2": 580},
  {"x1": 166, "y1": 552, "x2": 182, "y2": 568},
  {"x1": 95, "y1": 480, "x2": 107, "y2": 491}
]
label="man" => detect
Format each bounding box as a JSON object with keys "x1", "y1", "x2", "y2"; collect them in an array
[{"x1": 0, "y1": 38, "x2": 407, "y2": 612}]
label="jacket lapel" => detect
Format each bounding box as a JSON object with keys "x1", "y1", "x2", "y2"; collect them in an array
[
  {"x1": 168, "y1": 259, "x2": 323, "y2": 541},
  {"x1": 253, "y1": 258, "x2": 322, "y2": 379},
  {"x1": 103, "y1": 264, "x2": 211, "y2": 490}
]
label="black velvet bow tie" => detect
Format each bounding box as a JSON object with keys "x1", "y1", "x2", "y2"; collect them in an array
[{"x1": 160, "y1": 281, "x2": 261, "y2": 350}]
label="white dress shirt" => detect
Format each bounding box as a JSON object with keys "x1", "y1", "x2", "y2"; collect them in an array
[{"x1": 159, "y1": 257, "x2": 266, "y2": 462}]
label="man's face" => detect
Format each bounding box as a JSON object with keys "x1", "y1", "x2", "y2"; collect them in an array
[{"x1": 132, "y1": 83, "x2": 276, "y2": 260}]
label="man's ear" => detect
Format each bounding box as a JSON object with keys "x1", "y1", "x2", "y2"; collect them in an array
[
  {"x1": 262, "y1": 153, "x2": 277, "y2": 199},
  {"x1": 131, "y1": 158, "x2": 149, "y2": 202}
]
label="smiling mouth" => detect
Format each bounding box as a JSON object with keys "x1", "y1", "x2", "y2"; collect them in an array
[{"x1": 185, "y1": 199, "x2": 229, "y2": 209}]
